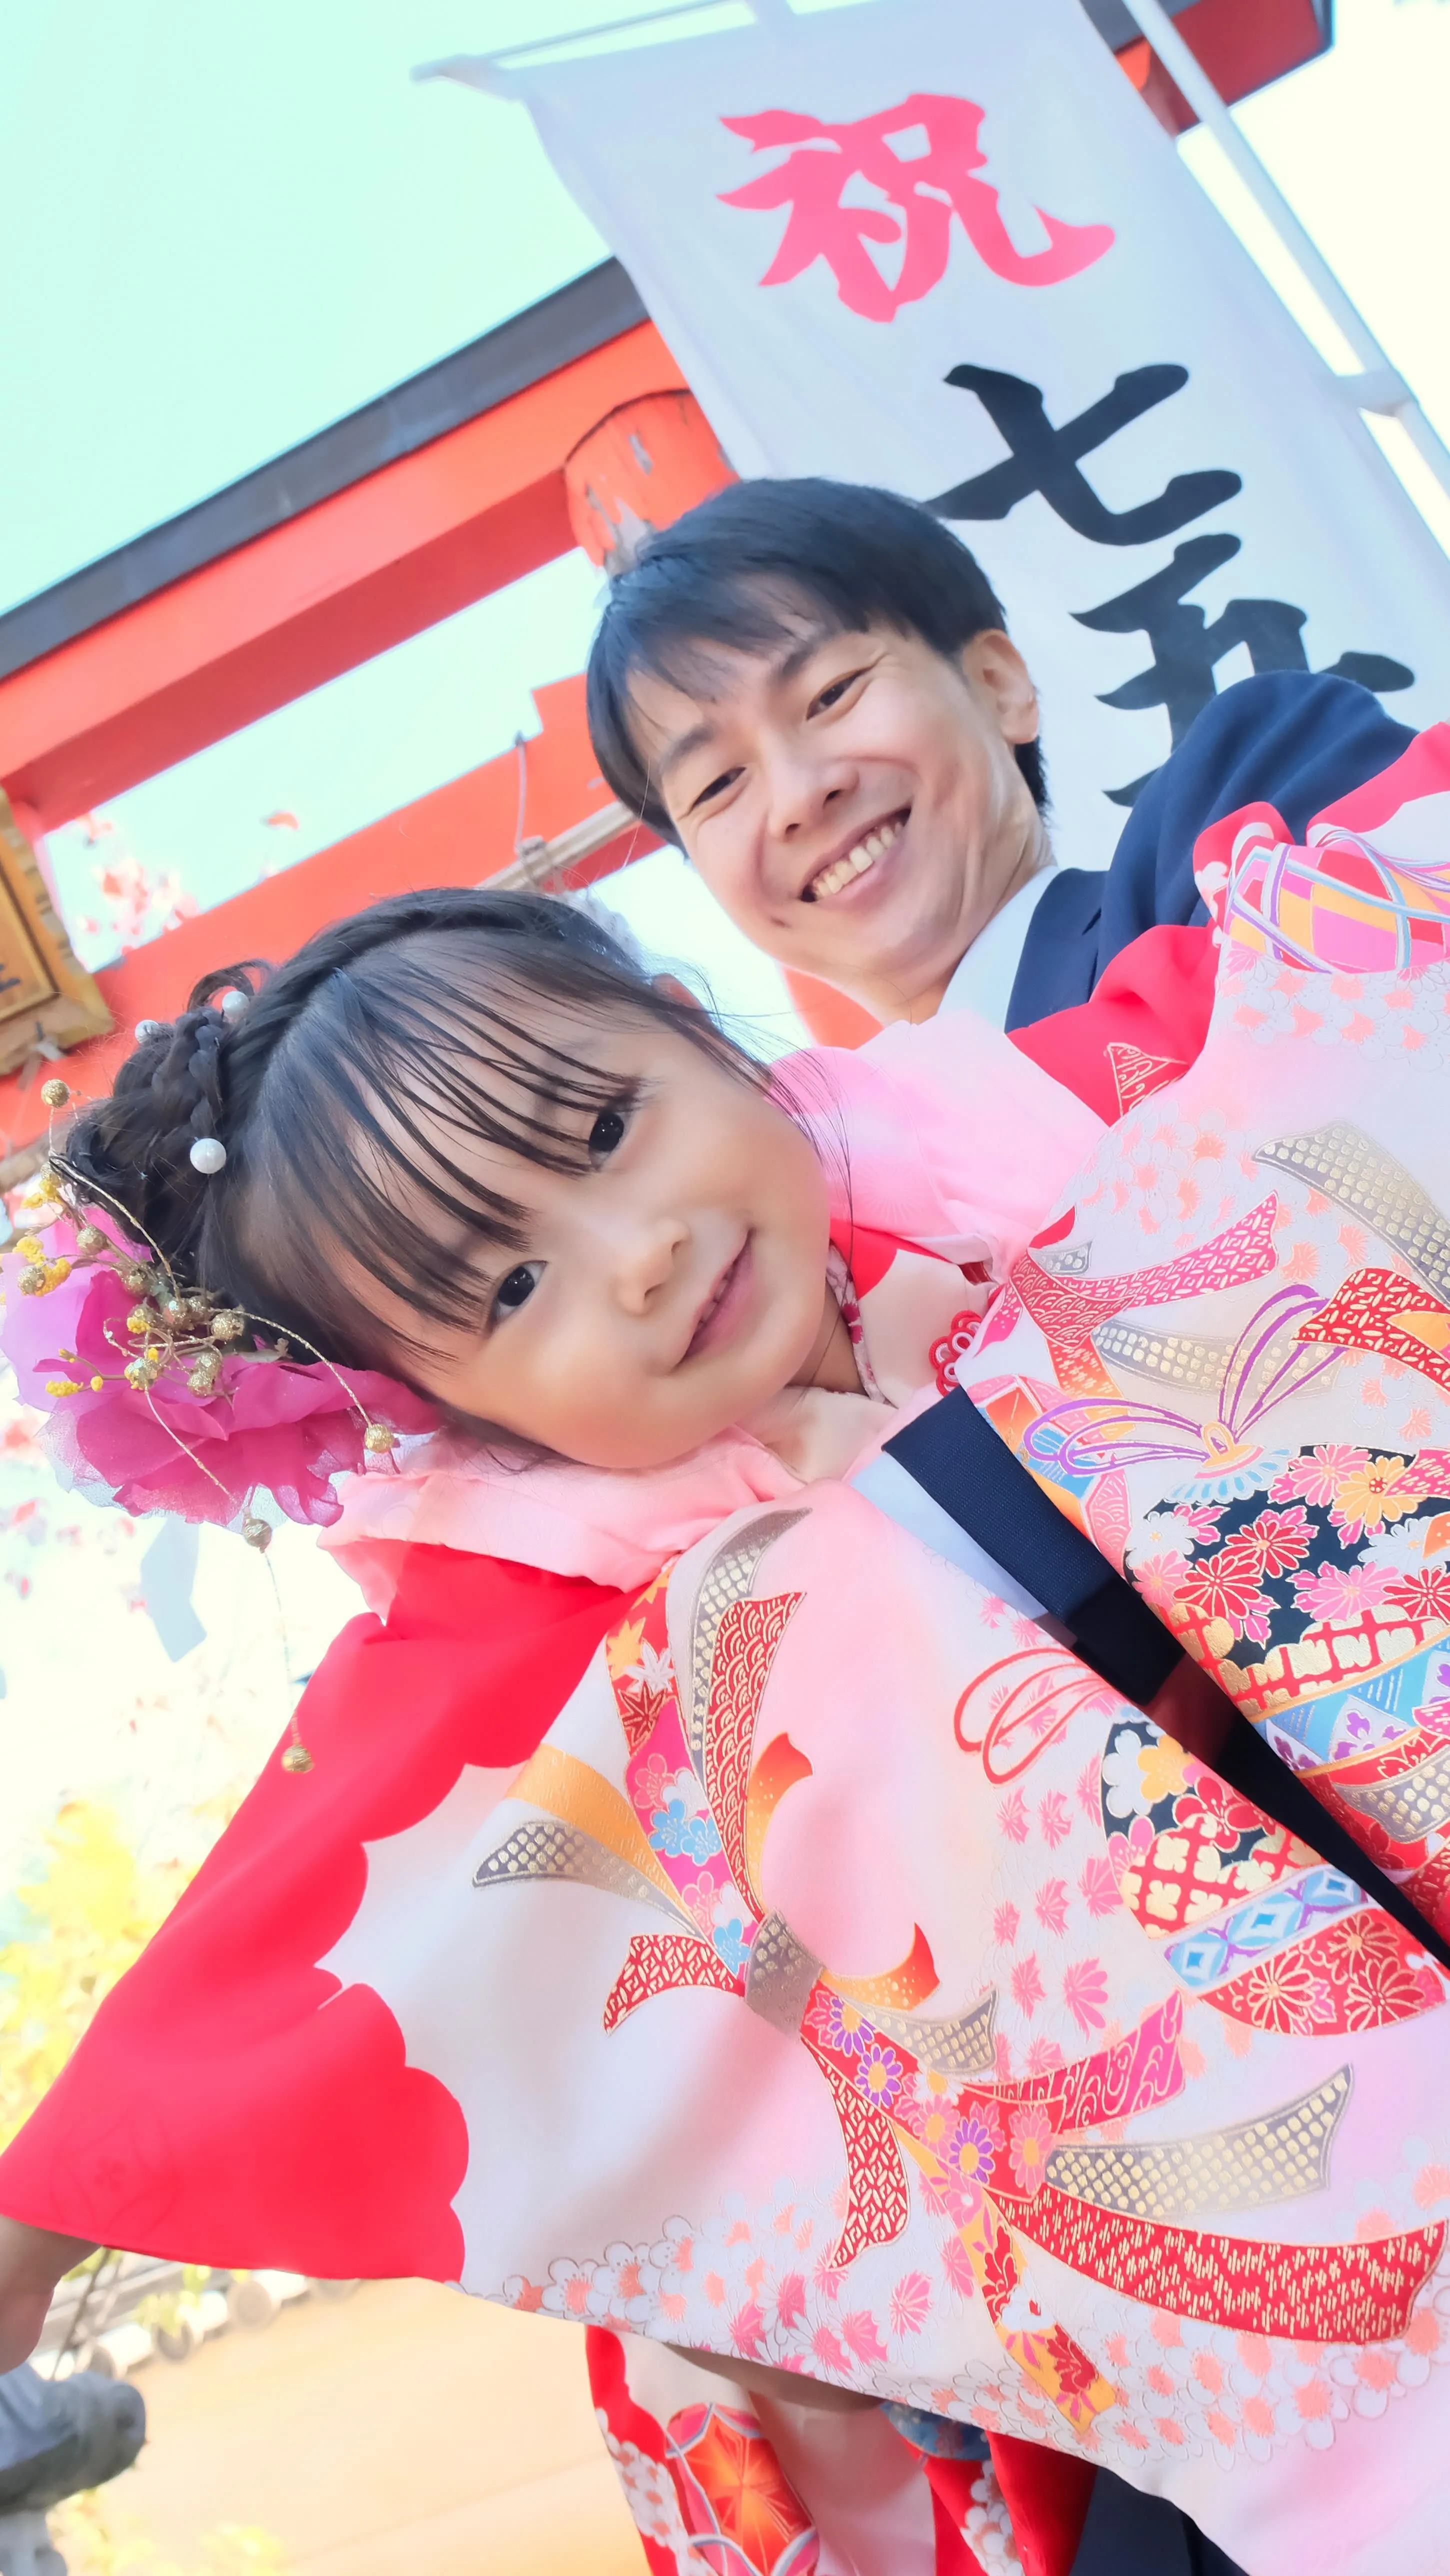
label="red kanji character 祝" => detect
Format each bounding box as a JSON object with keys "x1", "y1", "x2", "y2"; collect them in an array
[{"x1": 720, "y1": 92, "x2": 1114, "y2": 322}]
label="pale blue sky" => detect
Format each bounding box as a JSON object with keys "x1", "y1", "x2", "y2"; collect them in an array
[{"x1": 8, "y1": 0, "x2": 1450, "y2": 1029}]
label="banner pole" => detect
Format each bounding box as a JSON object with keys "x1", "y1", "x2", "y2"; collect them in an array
[{"x1": 1118, "y1": 0, "x2": 1450, "y2": 510}]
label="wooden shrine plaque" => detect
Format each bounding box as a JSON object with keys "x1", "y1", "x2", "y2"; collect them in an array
[{"x1": 0, "y1": 792, "x2": 112, "y2": 1078}]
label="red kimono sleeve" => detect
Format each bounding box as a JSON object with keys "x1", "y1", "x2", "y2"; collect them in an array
[
  {"x1": 1010, "y1": 921, "x2": 1218, "y2": 1122},
  {"x1": 0, "y1": 1546, "x2": 628, "y2": 2278}
]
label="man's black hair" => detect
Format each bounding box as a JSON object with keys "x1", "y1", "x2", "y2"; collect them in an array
[{"x1": 586, "y1": 476, "x2": 1046, "y2": 840}]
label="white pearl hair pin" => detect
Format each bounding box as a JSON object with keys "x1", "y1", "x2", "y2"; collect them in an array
[
  {"x1": 190, "y1": 1138, "x2": 227, "y2": 1175},
  {"x1": 135, "y1": 1019, "x2": 164, "y2": 1040},
  {"x1": 220, "y1": 990, "x2": 250, "y2": 1022}
]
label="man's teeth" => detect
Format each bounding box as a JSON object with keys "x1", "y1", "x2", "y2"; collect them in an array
[{"x1": 808, "y1": 815, "x2": 903, "y2": 901}]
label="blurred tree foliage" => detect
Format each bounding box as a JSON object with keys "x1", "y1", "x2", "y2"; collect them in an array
[
  {"x1": 51, "y1": 2492, "x2": 290, "y2": 2576},
  {"x1": 0, "y1": 1802, "x2": 188, "y2": 2152}
]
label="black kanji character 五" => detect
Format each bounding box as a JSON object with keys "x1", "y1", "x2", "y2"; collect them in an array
[{"x1": 1076, "y1": 533, "x2": 1414, "y2": 804}]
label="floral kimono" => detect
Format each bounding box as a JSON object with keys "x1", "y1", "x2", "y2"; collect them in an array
[{"x1": 9, "y1": 746, "x2": 1450, "y2": 2576}]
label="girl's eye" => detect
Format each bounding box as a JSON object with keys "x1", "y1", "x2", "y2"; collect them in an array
[
  {"x1": 590, "y1": 1106, "x2": 628, "y2": 1160},
  {"x1": 493, "y1": 1262, "x2": 542, "y2": 1318}
]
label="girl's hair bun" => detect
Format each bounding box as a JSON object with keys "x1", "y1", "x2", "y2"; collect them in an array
[{"x1": 63, "y1": 962, "x2": 270, "y2": 1275}]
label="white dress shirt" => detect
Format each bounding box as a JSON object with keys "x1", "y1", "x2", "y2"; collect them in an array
[{"x1": 940, "y1": 862, "x2": 1059, "y2": 1030}]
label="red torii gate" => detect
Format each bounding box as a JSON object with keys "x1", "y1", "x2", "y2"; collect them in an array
[{"x1": 0, "y1": 0, "x2": 1332, "y2": 1180}]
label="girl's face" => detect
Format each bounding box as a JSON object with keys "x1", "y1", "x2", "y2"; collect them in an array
[{"x1": 351, "y1": 1006, "x2": 840, "y2": 1470}]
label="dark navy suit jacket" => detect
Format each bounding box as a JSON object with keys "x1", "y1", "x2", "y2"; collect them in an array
[{"x1": 1005, "y1": 670, "x2": 1416, "y2": 1030}]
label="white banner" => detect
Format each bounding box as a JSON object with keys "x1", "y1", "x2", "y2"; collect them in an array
[{"x1": 450, "y1": 0, "x2": 1450, "y2": 868}]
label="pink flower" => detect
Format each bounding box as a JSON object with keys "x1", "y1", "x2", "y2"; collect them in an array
[
  {"x1": 1038, "y1": 1792, "x2": 1072, "y2": 1848},
  {"x1": 993, "y1": 1902, "x2": 1020, "y2": 1946},
  {"x1": 940, "y1": 2233, "x2": 978, "y2": 2298},
  {"x1": 633, "y1": 1752, "x2": 675, "y2": 1817},
  {"x1": 1270, "y1": 1444, "x2": 1369, "y2": 1510},
  {"x1": 889, "y1": 2272, "x2": 932, "y2": 2338},
  {"x1": 774, "y1": 2272, "x2": 808, "y2": 2329},
  {"x1": 730, "y1": 2298, "x2": 766, "y2": 2356},
  {"x1": 1079, "y1": 1854, "x2": 1122, "y2": 1918},
  {"x1": 1010, "y1": 1953, "x2": 1046, "y2": 2016},
  {"x1": 1170, "y1": 1503, "x2": 1225, "y2": 1547},
  {"x1": 812, "y1": 2326, "x2": 850, "y2": 2376},
  {"x1": 812, "y1": 2258, "x2": 844, "y2": 2311},
  {"x1": 1291, "y1": 1560, "x2": 1402, "y2": 1624},
  {"x1": 1135, "y1": 1551, "x2": 1190, "y2": 1616},
  {"x1": 676, "y1": 1874, "x2": 720, "y2": 1936},
  {"x1": 998, "y1": 1790, "x2": 1030, "y2": 1844},
  {"x1": 1062, "y1": 1956, "x2": 1110, "y2": 2034},
  {"x1": 1008, "y1": 2105, "x2": 1055, "y2": 2196},
  {"x1": 1035, "y1": 1879, "x2": 1070, "y2": 1936},
  {"x1": 0, "y1": 1228, "x2": 434, "y2": 1526},
  {"x1": 842, "y1": 2308, "x2": 890, "y2": 2364},
  {"x1": 1024, "y1": 2036, "x2": 1066, "y2": 2076}
]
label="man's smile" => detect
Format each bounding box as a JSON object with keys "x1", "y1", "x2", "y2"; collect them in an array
[{"x1": 800, "y1": 808, "x2": 909, "y2": 904}]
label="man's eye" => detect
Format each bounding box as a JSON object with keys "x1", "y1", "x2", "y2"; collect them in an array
[
  {"x1": 590, "y1": 1106, "x2": 628, "y2": 1160},
  {"x1": 811, "y1": 670, "x2": 865, "y2": 714},
  {"x1": 493, "y1": 1263, "x2": 541, "y2": 1318},
  {"x1": 690, "y1": 768, "x2": 740, "y2": 812}
]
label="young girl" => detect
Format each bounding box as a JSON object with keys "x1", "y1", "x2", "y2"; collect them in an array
[{"x1": 6, "y1": 836, "x2": 1450, "y2": 2576}]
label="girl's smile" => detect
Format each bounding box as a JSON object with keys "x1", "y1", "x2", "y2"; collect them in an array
[{"x1": 685, "y1": 1238, "x2": 754, "y2": 1360}]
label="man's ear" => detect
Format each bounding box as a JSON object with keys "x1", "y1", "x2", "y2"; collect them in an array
[{"x1": 960, "y1": 629, "x2": 1041, "y2": 750}]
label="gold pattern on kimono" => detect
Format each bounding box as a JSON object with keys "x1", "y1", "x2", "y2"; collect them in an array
[
  {"x1": 474, "y1": 1816, "x2": 684, "y2": 1921},
  {"x1": 510, "y1": 1742, "x2": 683, "y2": 1906},
  {"x1": 1092, "y1": 1320, "x2": 1234, "y2": 1392},
  {"x1": 1034, "y1": 1240, "x2": 1094, "y2": 1277},
  {"x1": 1256, "y1": 1122, "x2": 1450, "y2": 1302},
  {"x1": 1334, "y1": 1742, "x2": 1450, "y2": 1842},
  {"x1": 744, "y1": 1912, "x2": 823, "y2": 2036},
  {"x1": 1044, "y1": 2068, "x2": 1352, "y2": 2222},
  {"x1": 860, "y1": 1991, "x2": 998, "y2": 2082}
]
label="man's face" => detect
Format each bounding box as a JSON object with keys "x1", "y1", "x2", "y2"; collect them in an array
[{"x1": 626, "y1": 618, "x2": 1044, "y2": 1024}]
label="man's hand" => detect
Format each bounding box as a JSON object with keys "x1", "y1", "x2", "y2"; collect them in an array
[{"x1": 0, "y1": 2218, "x2": 97, "y2": 2372}]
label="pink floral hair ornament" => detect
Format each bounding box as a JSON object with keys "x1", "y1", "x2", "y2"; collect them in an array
[{"x1": 0, "y1": 1166, "x2": 436, "y2": 1536}]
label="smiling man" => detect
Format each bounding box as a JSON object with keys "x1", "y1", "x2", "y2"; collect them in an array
[{"x1": 586, "y1": 476, "x2": 1414, "y2": 1034}]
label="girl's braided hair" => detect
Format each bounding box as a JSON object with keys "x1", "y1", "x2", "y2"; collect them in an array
[{"x1": 63, "y1": 886, "x2": 756, "y2": 1377}]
